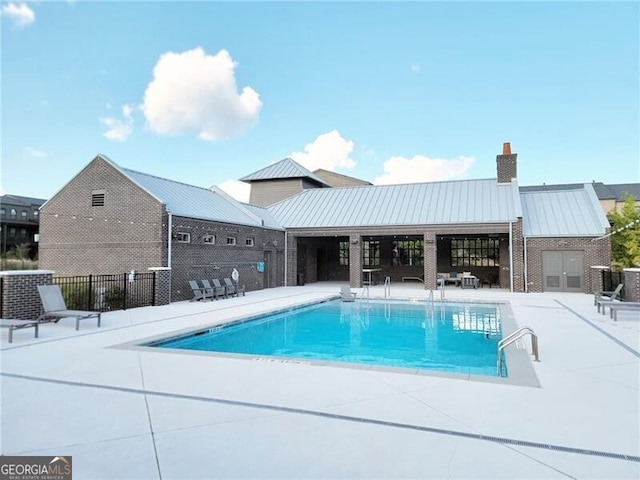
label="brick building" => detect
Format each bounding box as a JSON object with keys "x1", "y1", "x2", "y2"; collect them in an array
[
  {"x1": 38, "y1": 144, "x2": 611, "y2": 297},
  {"x1": 0, "y1": 194, "x2": 46, "y2": 258},
  {"x1": 38, "y1": 155, "x2": 285, "y2": 301}
]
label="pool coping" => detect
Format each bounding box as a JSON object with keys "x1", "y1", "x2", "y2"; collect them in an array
[{"x1": 111, "y1": 295, "x2": 541, "y2": 388}]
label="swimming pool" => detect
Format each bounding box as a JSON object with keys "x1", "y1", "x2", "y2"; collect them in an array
[{"x1": 150, "y1": 299, "x2": 507, "y2": 377}]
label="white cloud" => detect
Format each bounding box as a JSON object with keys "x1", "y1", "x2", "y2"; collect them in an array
[
  {"x1": 410, "y1": 63, "x2": 421, "y2": 72},
  {"x1": 290, "y1": 130, "x2": 356, "y2": 172},
  {"x1": 141, "y1": 47, "x2": 262, "y2": 141},
  {"x1": 374, "y1": 155, "x2": 475, "y2": 185},
  {"x1": 218, "y1": 179, "x2": 250, "y2": 203},
  {"x1": 1, "y1": 2, "x2": 35, "y2": 28},
  {"x1": 100, "y1": 104, "x2": 135, "y2": 142},
  {"x1": 23, "y1": 146, "x2": 48, "y2": 159}
]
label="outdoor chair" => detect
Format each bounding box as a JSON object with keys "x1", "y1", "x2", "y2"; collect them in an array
[
  {"x1": 223, "y1": 278, "x2": 238, "y2": 297},
  {"x1": 37, "y1": 285, "x2": 102, "y2": 330},
  {"x1": 1, "y1": 319, "x2": 41, "y2": 343},
  {"x1": 594, "y1": 283, "x2": 623, "y2": 306},
  {"x1": 205, "y1": 279, "x2": 226, "y2": 299},
  {"x1": 340, "y1": 286, "x2": 357, "y2": 302},
  {"x1": 212, "y1": 279, "x2": 228, "y2": 299},
  {"x1": 189, "y1": 280, "x2": 210, "y2": 301},
  {"x1": 402, "y1": 273, "x2": 424, "y2": 283}
]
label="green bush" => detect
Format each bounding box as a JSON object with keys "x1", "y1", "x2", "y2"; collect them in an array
[
  {"x1": 104, "y1": 286, "x2": 126, "y2": 310},
  {"x1": 59, "y1": 283, "x2": 91, "y2": 310}
]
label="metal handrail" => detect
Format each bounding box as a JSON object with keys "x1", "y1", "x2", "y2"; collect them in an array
[
  {"x1": 362, "y1": 285, "x2": 370, "y2": 300},
  {"x1": 384, "y1": 276, "x2": 391, "y2": 299},
  {"x1": 497, "y1": 326, "x2": 540, "y2": 376}
]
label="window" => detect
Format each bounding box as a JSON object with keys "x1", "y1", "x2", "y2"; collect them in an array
[
  {"x1": 91, "y1": 190, "x2": 105, "y2": 207},
  {"x1": 245, "y1": 237, "x2": 254, "y2": 247},
  {"x1": 363, "y1": 240, "x2": 380, "y2": 267},
  {"x1": 176, "y1": 232, "x2": 191, "y2": 243},
  {"x1": 9, "y1": 227, "x2": 16, "y2": 237},
  {"x1": 21, "y1": 211, "x2": 28, "y2": 220},
  {"x1": 10, "y1": 208, "x2": 17, "y2": 218},
  {"x1": 0, "y1": 208, "x2": 5, "y2": 217},
  {"x1": 394, "y1": 239, "x2": 424, "y2": 266},
  {"x1": 451, "y1": 238, "x2": 500, "y2": 267},
  {"x1": 33, "y1": 210, "x2": 39, "y2": 218},
  {"x1": 203, "y1": 234, "x2": 215, "y2": 244},
  {"x1": 226, "y1": 236, "x2": 237, "y2": 246},
  {"x1": 338, "y1": 241, "x2": 349, "y2": 266},
  {"x1": 20, "y1": 228, "x2": 27, "y2": 237}
]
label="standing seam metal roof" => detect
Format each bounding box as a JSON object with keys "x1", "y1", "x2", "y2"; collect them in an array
[
  {"x1": 267, "y1": 178, "x2": 522, "y2": 228},
  {"x1": 239, "y1": 157, "x2": 329, "y2": 186},
  {"x1": 520, "y1": 184, "x2": 609, "y2": 237}
]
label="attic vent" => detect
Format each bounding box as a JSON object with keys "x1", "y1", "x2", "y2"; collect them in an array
[{"x1": 91, "y1": 191, "x2": 105, "y2": 207}]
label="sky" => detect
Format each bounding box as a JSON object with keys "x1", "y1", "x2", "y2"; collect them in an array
[{"x1": 2, "y1": 1, "x2": 639, "y2": 203}]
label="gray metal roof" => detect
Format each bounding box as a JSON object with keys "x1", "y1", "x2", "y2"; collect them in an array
[
  {"x1": 93, "y1": 156, "x2": 270, "y2": 228},
  {"x1": 267, "y1": 178, "x2": 522, "y2": 228},
  {"x1": 239, "y1": 157, "x2": 329, "y2": 186},
  {"x1": 521, "y1": 182, "x2": 640, "y2": 201},
  {"x1": 520, "y1": 184, "x2": 609, "y2": 237}
]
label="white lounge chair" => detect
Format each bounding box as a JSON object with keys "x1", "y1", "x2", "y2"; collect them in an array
[
  {"x1": 1, "y1": 318, "x2": 40, "y2": 343},
  {"x1": 340, "y1": 286, "x2": 357, "y2": 302},
  {"x1": 37, "y1": 285, "x2": 102, "y2": 330},
  {"x1": 594, "y1": 283, "x2": 623, "y2": 305},
  {"x1": 402, "y1": 273, "x2": 424, "y2": 283}
]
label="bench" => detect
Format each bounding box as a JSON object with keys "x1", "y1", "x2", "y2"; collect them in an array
[{"x1": 1, "y1": 319, "x2": 40, "y2": 343}]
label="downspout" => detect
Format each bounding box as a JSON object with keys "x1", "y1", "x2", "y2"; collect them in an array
[
  {"x1": 167, "y1": 213, "x2": 172, "y2": 269},
  {"x1": 509, "y1": 221, "x2": 514, "y2": 293},
  {"x1": 523, "y1": 236, "x2": 528, "y2": 293},
  {"x1": 284, "y1": 230, "x2": 288, "y2": 287}
]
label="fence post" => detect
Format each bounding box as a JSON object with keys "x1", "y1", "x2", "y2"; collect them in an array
[
  {"x1": 591, "y1": 266, "x2": 609, "y2": 294},
  {"x1": 88, "y1": 274, "x2": 93, "y2": 311},
  {"x1": 122, "y1": 272, "x2": 127, "y2": 310},
  {"x1": 622, "y1": 268, "x2": 640, "y2": 302},
  {"x1": 148, "y1": 267, "x2": 171, "y2": 306}
]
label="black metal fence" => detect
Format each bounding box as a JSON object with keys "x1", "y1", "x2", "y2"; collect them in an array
[
  {"x1": 54, "y1": 272, "x2": 157, "y2": 312},
  {"x1": 601, "y1": 270, "x2": 625, "y2": 300}
]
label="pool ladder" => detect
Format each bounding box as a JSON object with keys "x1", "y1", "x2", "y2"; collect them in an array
[
  {"x1": 384, "y1": 276, "x2": 391, "y2": 299},
  {"x1": 497, "y1": 326, "x2": 540, "y2": 376}
]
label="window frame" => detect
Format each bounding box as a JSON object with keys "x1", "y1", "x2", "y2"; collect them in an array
[
  {"x1": 203, "y1": 234, "x2": 216, "y2": 245},
  {"x1": 226, "y1": 236, "x2": 237, "y2": 246},
  {"x1": 176, "y1": 232, "x2": 191, "y2": 243}
]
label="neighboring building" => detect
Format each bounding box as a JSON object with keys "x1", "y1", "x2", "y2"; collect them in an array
[
  {"x1": 521, "y1": 182, "x2": 640, "y2": 216},
  {"x1": 0, "y1": 194, "x2": 46, "y2": 258},
  {"x1": 38, "y1": 155, "x2": 285, "y2": 301},
  {"x1": 239, "y1": 157, "x2": 330, "y2": 207},
  {"x1": 38, "y1": 143, "x2": 612, "y2": 296}
]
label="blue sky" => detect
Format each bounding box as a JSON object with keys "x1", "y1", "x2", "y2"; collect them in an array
[{"x1": 2, "y1": 1, "x2": 638, "y2": 202}]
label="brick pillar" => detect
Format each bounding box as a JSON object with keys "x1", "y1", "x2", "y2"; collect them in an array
[
  {"x1": 623, "y1": 268, "x2": 640, "y2": 302},
  {"x1": 148, "y1": 267, "x2": 171, "y2": 305},
  {"x1": 349, "y1": 234, "x2": 362, "y2": 288},
  {"x1": 424, "y1": 231, "x2": 437, "y2": 290},
  {"x1": 512, "y1": 219, "x2": 525, "y2": 292},
  {"x1": 499, "y1": 237, "x2": 510, "y2": 289},
  {"x1": 286, "y1": 232, "x2": 297, "y2": 286},
  {"x1": 0, "y1": 270, "x2": 54, "y2": 320},
  {"x1": 590, "y1": 266, "x2": 609, "y2": 295}
]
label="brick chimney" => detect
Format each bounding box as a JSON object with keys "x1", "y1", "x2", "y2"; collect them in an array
[{"x1": 496, "y1": 142, "x2": 517, "y2": 183}]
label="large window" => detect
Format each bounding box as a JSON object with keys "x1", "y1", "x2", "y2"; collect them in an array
[
  {"x1": 394, "y1": 239, "x2": 424, "y2": 266},
  {"x1": 338, "y1": 241, "x2": 349, "y2": 266},
  {"x1": 451, "y1": 238, "x2": 500, "y2": 267},
  {"x1": 363, "y1": 240, "x2": 380, "y2": 267}
]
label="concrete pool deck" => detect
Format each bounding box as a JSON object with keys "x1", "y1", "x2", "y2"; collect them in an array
[{"x1": 1, "y1": 283, "x2": 638, "y2": 479}]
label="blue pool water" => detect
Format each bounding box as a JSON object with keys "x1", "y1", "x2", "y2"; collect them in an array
[{"x1": 152, "y1": 299, "x2": 506, "y2": 377}]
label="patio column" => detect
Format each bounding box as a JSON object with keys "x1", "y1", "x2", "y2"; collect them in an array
[
  {"x1": 349, "y1": 234, "x2": 362, "y2": 288},
  {"x1": 423, "y1": 232, "x2": 437, "y2": 290},
  {"x1": 148, "y1": 267, "x2": 171, "y2": 305}
]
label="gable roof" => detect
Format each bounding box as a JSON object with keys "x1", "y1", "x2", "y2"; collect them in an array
[
  {"x1": 267, "y1": 178, "x2": 522, "y2": 228},
  {"x1": 313, "y1": 169, "x2": 372, "y2": 187},
  {"x1": 520, "y1": 184, "x2": 609, "y2": 237},
  {"x1": 239, "y1": 157, "x2": 329, "y2": 186},
  {"x1": 102, "y1": 155, "x2": 281, "y2": 229}
]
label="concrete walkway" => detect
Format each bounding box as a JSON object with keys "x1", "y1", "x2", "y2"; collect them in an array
[{"x1": 1, "y1": 284, "x2": 638, "y2": 479}]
